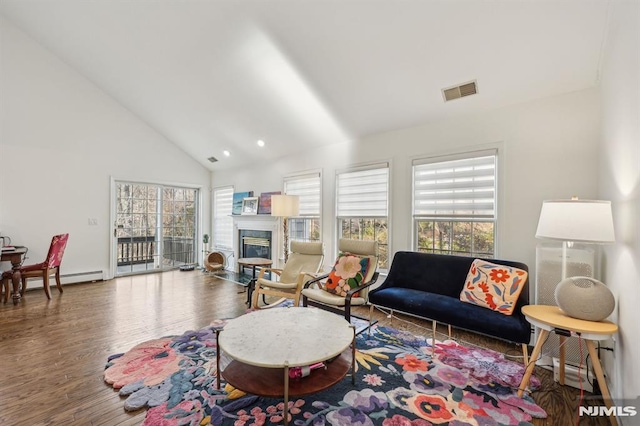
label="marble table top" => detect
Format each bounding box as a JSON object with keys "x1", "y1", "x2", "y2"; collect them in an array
[{"x1": 218, "y1": 307, "x2": 353, "y2": 368}]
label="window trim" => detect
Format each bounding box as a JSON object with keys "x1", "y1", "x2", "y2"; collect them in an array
[
  {"x1": 283, "y1": 170, "x2": 322, "y2": 243},
  {"x1": 284, "y1": 170, "x2": 322, "y2": 217},
  {"x1": 212, "y1": 185, "x2": 234, "y2": 250},
  {"x1": 411, "y1": 148, "x2": 499, "y2": 257},
  {"x1": 335, "y1": 161, "x2": 391, "y2": 270}
]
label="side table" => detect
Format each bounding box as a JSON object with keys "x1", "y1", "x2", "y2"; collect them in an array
[
  {"x1": 518, "y1": 305, "x2": 618, "y2": 426},
  {"x1": 237, "y1": 257, "x2": 273, "y2": 304}
]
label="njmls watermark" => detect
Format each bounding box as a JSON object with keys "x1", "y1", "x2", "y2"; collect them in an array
[{"x1": 578, "y1": 397, "x2": 639, "y2": 418}]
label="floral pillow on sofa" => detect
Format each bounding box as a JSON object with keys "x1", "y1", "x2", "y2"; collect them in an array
[
  {"x1": 323, "y1": 253, "x2": 371, "y2": 297},
  {"x1": 460, "y1": 259, "x2": 528, "y2": 315}
]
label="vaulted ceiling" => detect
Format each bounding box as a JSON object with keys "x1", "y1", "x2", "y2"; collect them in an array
[{"x1": 0, "y1": 0, "x2": 609, "y2": 171}]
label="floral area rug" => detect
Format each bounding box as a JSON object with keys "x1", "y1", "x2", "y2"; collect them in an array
[{"x1": 104, "y1": 320, "x2": 545, "y2": 425}]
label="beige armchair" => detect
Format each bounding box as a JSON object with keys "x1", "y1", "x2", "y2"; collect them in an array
[
  {"x1": 302, "y1": 239, "x2": 379, "y2": 321},
  {"x1": 251, "y1": 241, "x2": 324, "y2": 308}
]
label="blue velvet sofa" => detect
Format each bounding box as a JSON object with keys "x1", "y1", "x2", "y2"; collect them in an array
[{"x1": 368, "y1": 251, "x2": 531, "y2": 357}]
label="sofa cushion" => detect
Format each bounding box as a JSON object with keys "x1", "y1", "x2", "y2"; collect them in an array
[
  {"x1": 301, "y1": 287, "x2": 367, "y2": 306},
  {"x1": 460, "y1": 259, "x2": 528, "y2": 315},
  {"x1": 369, "y1": 287, "x2": 531, "y2": 344},
  {"x1": 323, "y1": 253, "x2": 371, "y2": 297}
]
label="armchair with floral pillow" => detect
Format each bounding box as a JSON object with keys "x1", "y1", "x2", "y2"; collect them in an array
[{"x1": 302, "y1": 239, "x2": 379, "y2": 321}]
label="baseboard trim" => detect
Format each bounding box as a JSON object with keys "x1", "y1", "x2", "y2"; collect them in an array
[{"x1": 23, "y1": 270, "x2": 104, "y2": 289}]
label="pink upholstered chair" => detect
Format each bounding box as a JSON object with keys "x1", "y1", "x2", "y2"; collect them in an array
[{"x1": 20, "y1": 233, "x2": 69, "y2": 299}]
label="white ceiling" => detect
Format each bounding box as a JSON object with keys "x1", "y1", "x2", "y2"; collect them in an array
[{"x1": 0, "y1": 0, "x2": 609, "y2": 171}]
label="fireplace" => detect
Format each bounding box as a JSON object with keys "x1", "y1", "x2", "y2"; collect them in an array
[
  {"x1": 239, "y1": 230, "x2": 272, "y2": 260},
  {"x1": 232, "y1": 215, "x2": 281, "y2": 271}
]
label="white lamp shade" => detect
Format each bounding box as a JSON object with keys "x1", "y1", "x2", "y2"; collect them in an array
[
  {"x1": 271, "y1": 194, "x2": 300, "y2": 217},
  {"x1": 536, "y1": 199, "x2": 615, "y2": 243}
]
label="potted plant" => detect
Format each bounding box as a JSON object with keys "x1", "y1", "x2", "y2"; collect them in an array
[{"x1": 203, "y1": 234, "x2": 210, "y2": 251}]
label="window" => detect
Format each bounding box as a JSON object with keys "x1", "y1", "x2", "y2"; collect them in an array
[
  {"x1": 413, "y1": 150, "x2": 497, "y2": 258},
  {"x1": 284, "y1": 172, "x2": 321, "y2": 242},
  {"x1": 213, "y1": 186, "x2": 234, "y2": 249},
  {"x1": 336, "y1": 163, "x2": 389, "y2": 269},
  {"x1": 114, "y1": 182, "x2": 198, "y2": 276}
]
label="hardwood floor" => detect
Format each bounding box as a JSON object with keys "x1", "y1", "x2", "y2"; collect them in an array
[{"x1": 0, "y1": 271, "x2": 609, "y2": 425}]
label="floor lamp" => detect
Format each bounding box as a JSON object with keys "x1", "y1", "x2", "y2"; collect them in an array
[{"x1": 271, "y1": 194, "x2": 299, "y2": 264}]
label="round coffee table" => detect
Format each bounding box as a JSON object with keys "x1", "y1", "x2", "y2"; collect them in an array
[{"x1": 216, "y1": 307, "x2": 355, "y2": 426}]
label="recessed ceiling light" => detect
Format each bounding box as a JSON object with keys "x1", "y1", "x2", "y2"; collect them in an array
[
  {"x1": 257, "y1": 140, "x2": 265, "y2": 147},
  {"x1": 223, "y1": 150, "x2": 230, "y2": 157}
]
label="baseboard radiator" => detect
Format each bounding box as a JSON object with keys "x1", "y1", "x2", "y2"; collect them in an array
[
  {"x1": 553, "y1": 357, "x2": 593, "y2": 393},
  {"x1": 22, "y1": 270, "x2": 104, "y2": 289}
]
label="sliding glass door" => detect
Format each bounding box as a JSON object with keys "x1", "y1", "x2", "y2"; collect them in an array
[{"x1": 114, "y1": 181, "x2": 198, "y2": 276}]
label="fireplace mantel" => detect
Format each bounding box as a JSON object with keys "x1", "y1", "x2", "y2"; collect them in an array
[
  {"x1": 232, "y1": 215, "x2": 279, "y2": 230},
  {"x1": 232, "y1": 214, "x2": 278, "y2": 221}
]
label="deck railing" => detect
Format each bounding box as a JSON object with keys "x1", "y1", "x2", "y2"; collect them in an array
[{"x1": 117, "y1": 236, "x2": 195, "y2": 266}]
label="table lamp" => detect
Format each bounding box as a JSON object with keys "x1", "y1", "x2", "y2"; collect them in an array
[
  {"x1": 535, "y1": 198, "x2": 616, "y2": 320},
  {"x1": 271, "y1": 194, "x2": 299, "y2": 263}
]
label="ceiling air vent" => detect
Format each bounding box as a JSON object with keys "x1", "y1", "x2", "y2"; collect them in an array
[
  {"x1": 207, "y1": 156, "x2": 218, "y2": 163},
  {"x1": 442, "y1": 80, "x2": 478, "y2": 102}
]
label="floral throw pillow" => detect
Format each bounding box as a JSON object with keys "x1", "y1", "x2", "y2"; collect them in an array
[
  {"x1": 460, "y1": 259, "x2": 528, "y2": 315},
  {"x1": 323, "y1": 253, "x2": 371, "y2": 298}
]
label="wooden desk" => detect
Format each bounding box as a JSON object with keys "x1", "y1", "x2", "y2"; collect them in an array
[
  {"x1": 518, "y1": 305, "x2": 618, "y2": 425},
  {"x1": 237, "y1": 257, "x2": 273, "y2": 305},
  {"x1": 1, "y1": 247, "x2": 27, "y2": 304}
]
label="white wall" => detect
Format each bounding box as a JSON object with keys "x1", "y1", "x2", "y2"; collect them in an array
[
  {"x1": 213, "y1": 88, "x2": 601, "y2": 272},
  {"x1": 598, "y1": 0, "x2": 640, "y2": 409},
  {"x1": 0, "y1": 17, "x2": 211, "y2": 281}
]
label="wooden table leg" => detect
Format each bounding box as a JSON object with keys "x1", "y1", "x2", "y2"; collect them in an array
[
  {"x1": 559, "y1": 335, "x2": 566, "y2": 385},
  {"x1": 518, "y1": 329, "x2": 549, "y2": 397},
  {"x1": 432, "y1": 320, "x2": 437, "y2": 353},
  {"x1": 283, "y1": 363, "x2": 289, "y2": 426},
  {"x1": 11, "y1": 269, "x2": 21, "y2": 304},
  {"x1": 245, "y1": 266, "x2": 257, "y2": 304},
  {"x1": 215, "y1": 330, "x2": 221, "y2": 390},
  {"x1": 585, "y1": 340, "x2": 618, "y2": 426}
]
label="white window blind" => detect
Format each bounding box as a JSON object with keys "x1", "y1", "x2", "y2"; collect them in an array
[
  {"x1": 213, "y1": 186, "x2": 233, "y2": 249},
  {"x1": 413, "y1": 151, "x2": 496, "y2": 218},
  {"x1": 284, "y1": 172, "x2": 321, "y2": 217},
  {"x1": 337, "y1": 164, "x2": 389, "y2": 217}
]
